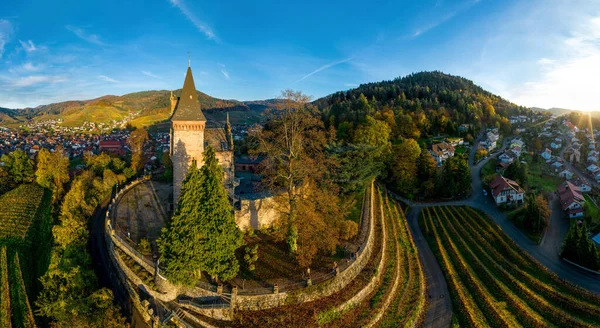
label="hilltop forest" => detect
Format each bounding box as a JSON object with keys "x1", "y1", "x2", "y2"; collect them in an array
[{"x1": 311, "y1": 71, "x2": 529, "y2": 199}]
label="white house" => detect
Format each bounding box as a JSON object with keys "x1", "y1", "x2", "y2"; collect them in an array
[
  {"x1": 551, "y1": 161, "x2": 564, "y2": 172},
  {"x1": 541, "y1": 149, "x2": 552, "y2": 161},
  {"x1": 587, "y1": 164, "x2": 600, "y2": 173},
  {"x1": 551, "y1": 142, "x2": 562, "y2": 149},
  {"x1": 510, "y1": 138, "x2": 524, "y2": 149},
  {"x1": 490, "y1": 175, "x2": 525, "y2": 205},
  {"x1": 559, "y1": 169, "x2": 574, "y2": 180},
  {"x1": 588, "y1": 155, "x2": 598, "y2": 163},
  {"x1": 499, "y1": 151, "x2": 517, "y2": 164},
  {"x1": 558, "y1": 181, "x2": 586, "y2": 218},
  {"x1": 430, "y1": 142, "x2": 455, "y2": 165},
  {"x1": 572, "y1": 178, "x2": 592, "y2": 192}
]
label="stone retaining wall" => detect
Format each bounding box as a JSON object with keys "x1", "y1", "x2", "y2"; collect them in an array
[
  {"x1": 106, "y1": 178, "x2": 379, "y2": 322},
  {"x1": 334, "y1": 187, "x2": 388, "y2": 314},
  {"x1": 233, "y1": 181, "x2": 377, "y2": 311}
]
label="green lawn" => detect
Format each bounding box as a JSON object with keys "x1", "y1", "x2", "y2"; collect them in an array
[
  {"x1": 481, "y1": 158, "x2": 497, "y2": 179},
  {"x1": 584, "y1": 194, "x2": 600, "y2": 233},
  {"x1": 523, "y1": 154, "x2": 563, "y2": 193},
  {"x1": 455, "y1": 146, "x2": 468, "y2": 155}
]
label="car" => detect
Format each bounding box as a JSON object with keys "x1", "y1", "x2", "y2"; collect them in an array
[{"x1": 483, "y1": 189, "x2": 488, "y2": 196}]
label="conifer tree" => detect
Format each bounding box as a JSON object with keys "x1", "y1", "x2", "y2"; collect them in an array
[
  {"x1": 195, "y1": 147, "x2": 244, "y2": 281},
  {"x1": 157, "y1": 161, "x2": 204, "y2": 286},
  {"x1": 158, "y1": 147, "x2": 243, "y2": 284}
]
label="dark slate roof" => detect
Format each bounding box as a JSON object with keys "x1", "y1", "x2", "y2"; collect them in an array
[
  {"x1": 205, "y1": 128, "x2": 230, "y2": 152},
  {"x1": 171, "y1": 67, "x2": 206, "y2": 122}
]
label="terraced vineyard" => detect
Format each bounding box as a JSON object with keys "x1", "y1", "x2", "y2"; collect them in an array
[
  {"x1": 0, "y1": 184, "x2": 45, "y2": 239},
  {"x1": 420, "y1": 205, "x2": 600, "y2": 327},
  {"x1": 9, "y1": 253, "x2": 36, "y2": 328},
  {"x1": 214, "y1": 184, "x2": 426, "y2": 327}
]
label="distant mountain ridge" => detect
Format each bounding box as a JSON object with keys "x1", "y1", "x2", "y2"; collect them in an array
[
  {"x1": 0, "y1": 90, "x2": 284, "y2": 128},
  {"x1": 2, "y1": 71, "x2": 585, "y2": 129}
]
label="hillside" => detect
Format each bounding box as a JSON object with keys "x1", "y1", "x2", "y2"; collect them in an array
[
  {"x1": 0, "y1": 107, "x2": 23, "y2": 125},
  {"x1": 316, "y1": 71, "x2": 526, "y2": 138},
  {"x1": 0, "y1": 90, "x2": 282, "y2": 129}
]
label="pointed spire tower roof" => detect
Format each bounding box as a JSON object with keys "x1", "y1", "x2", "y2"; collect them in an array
[{"x1": 171, "y1": 66, "x2": 206, "y2": 121}]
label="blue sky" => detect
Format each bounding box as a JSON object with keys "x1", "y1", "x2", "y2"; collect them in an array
[{"x1": 0, "y1": 0, "x2": 599, "y2": 110}]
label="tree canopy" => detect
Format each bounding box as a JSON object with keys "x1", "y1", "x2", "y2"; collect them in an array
[
  {"x1": 158, "y1": 147, "x2": 244, "y2": 284},
  {"x1": 251, "y1": 90, "x2": 358, "y2": 267}
]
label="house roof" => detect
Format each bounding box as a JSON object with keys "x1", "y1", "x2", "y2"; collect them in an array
[
  {"x1": 558, "y1": 181, "x2": 585, "y2": 210},
  {"x1": 592, "y1": 233, "x2": 600, "y2": 246},
  {"x1": 430, "y1": 142, "x2": 455, "y2": 156},
  {"x1": 171, "y1": 66, "x2": 207, "y2": 122},
  {"x1": 489, "y1": 175, "x2": 524, "y2": 197},
  {"x1": 99, "y1": 140, "x2": 123, "y2": 147}
]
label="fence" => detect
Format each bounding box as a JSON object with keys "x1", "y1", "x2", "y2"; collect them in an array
[{"x1": 106, "y1": 177, "x2": 376, "y2": 313}]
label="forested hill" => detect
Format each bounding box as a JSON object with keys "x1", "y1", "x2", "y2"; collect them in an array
[
  {"x1": 317, "y1": 71, "x2": 529, "y2": 138},
  {"x1": 5, "y1": 90, "x2": 277, "y2": 128}
]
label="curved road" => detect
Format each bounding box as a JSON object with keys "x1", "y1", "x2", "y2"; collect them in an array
[{"x1": 398, "y1": 129, "x2": 600, "y2": 327}]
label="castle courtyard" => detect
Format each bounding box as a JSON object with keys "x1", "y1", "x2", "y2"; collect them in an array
[{"x1": 113, "y1": 180, "x2": 171, "y2": 248}]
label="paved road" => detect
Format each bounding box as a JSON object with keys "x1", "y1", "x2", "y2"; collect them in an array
[
  {"x1": 395, "y1": 129, "x2": 600, "y2": 327},
  {"x1": 397, "y1": 136, "x2": 600, "y2": 299},
  {"x1": 406, "y1": 207, "x2": 452, "y2": 328},
  {"x1": 539, "y1": 194, "x2": 570, "y2": 262}
]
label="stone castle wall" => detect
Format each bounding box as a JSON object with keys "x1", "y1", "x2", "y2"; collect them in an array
[
  {"x1": 233, "y1": 182, "x2": 376, "y2": 311},
  {"x1": 107, "y1": 178, "x2": 378, "y2": 322},
  {"x1": 235, "y1": 196, "x2": 278, "y2": 230}
]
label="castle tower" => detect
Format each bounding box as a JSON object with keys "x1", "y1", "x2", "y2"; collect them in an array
[{"x1": 170, "y1": 66, "x2": 206, "y2": 206}]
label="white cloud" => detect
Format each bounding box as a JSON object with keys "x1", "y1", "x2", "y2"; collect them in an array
[
  {"x1": 66, "y1": 25, "x2": 107, "y2": 46},
  {"x1": 0, "y1": 20, "x2": 13, "y2": 59},
  {"x1": 510, "y1": 16, "x2": 600, "y2": 111},
  {"x1": 537, "y1": 58, "x2": 555, "y2": 66},
  {"x1": 168, "y1": 0, "x2": 218, "y2": 41},
  {"x1": 22, "y1": 62, "x2": 41, "y2": 72},
  {"x1": 97, "y1": 75, "x2": 119, "y2": 83},
  {"x1": 142, "y1": 70, "x2": 160, "y2": 79},
  {"x1": 221, "y1": 68, "x2": 230, "y2": 80},
  {"x1": 19, "y1": 40, "x2": 37, "y2": 52},
  {"x1": 296, "y1": 57, "x2": 354, "y2": 83},
  {"x1": 8, "y1": 75, "x2": 67, "y2": 87},
  {"x1": 411, "y1": 0, "x2": 480, "y2": 38}
]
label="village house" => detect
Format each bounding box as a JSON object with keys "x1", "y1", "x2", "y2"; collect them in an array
[
  {"x1": 489, "y1": 175, "x2": 525, "y2": 205},
  {"x1": 430, "y1": 142, "x2": 455, "y2": 165},
  {"x1": 587, "y1": 164, "x2": 600, "y2": 174},
  {"x1": 541, "y1": 148, "x2": 552, "y2": 161},
  {"x1": 458, "y1": 124, "x2": 473, "y2": 132},
  {"x1": 558, "y1": 181, "x2": 586, "y2": 218},
  {"x1": 559, "y1": 169, "x2": 574, "y2": 180},
  {"x1": 499, "y1": 150, "x2": 518, "y2": 164},
  {"x1": 572, "y1": 178, "x2": 592, "y2": 192},
  {"x1": 551, "y1": 161, "x2": 564, "y2": 173},
  {"x1": 510, "y1": 138, "x2": 524, "y2": 149},
  {"x1": 447, "y1": 137, "x2": 464, "y2": 147}
]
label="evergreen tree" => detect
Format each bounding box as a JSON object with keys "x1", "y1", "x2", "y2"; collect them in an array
[
  {"x1": 561, "y1": 222, "x2": 600, "y2": 271},
  {"x1": 195, "y1": 147, "x2": 244, "y2": 281},
  {"x1": 158, "y1": 147, "x2": 244, "y2": 284},
  {"x1": 157, "y1": 162, "x2": 205, "y2": 286}
]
